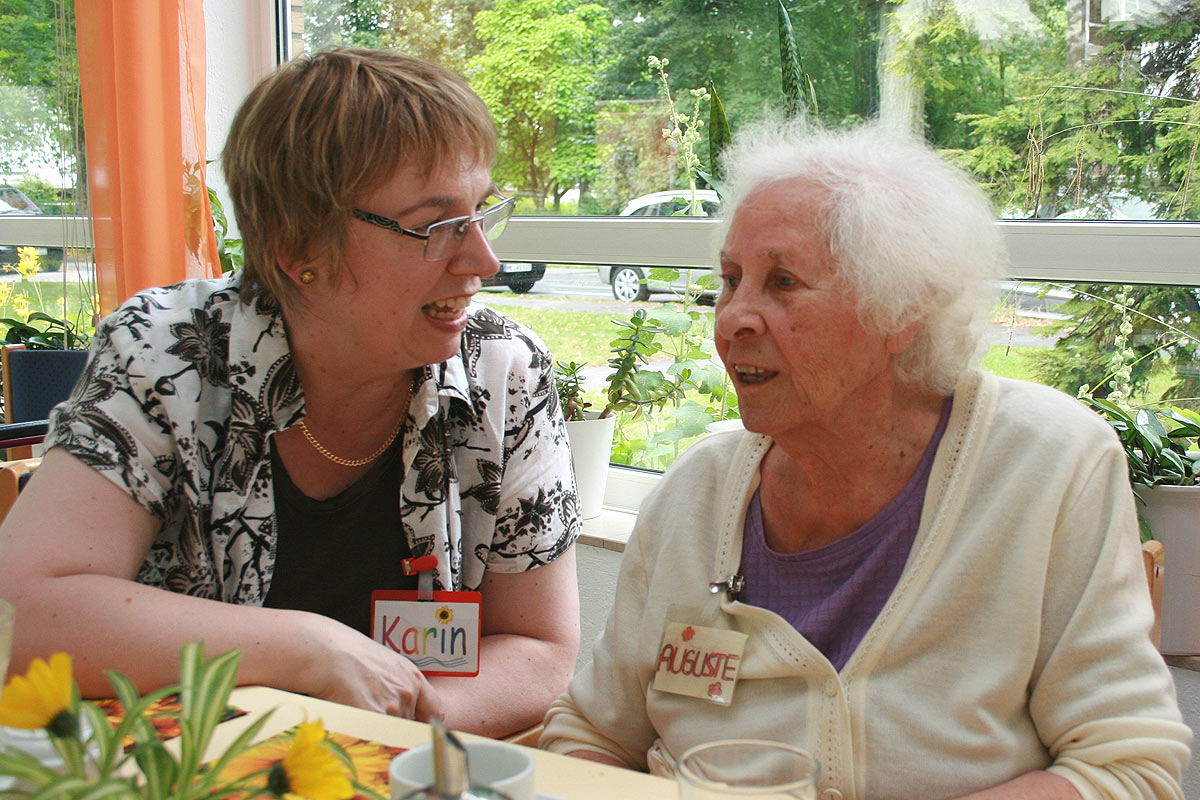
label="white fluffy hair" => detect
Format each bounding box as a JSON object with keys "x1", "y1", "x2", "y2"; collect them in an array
[{"x1": 714, "y1": 118, "x2": 1004, "y2": 395}]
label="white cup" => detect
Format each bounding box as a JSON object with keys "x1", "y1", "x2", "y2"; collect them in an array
[
  {"x1": 388, "y1": 739, "x2": 535, "y2": 800},
  {"x1": 0, "y1": 719, "x2": 100, "y2": 790}
]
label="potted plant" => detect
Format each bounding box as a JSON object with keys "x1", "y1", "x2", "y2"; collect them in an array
[
  {"x1": 555, "y1": 310, "x2": 693, "y2": 518},
  {"x1": 1085, "y1": 396, "x2": 1200, "y2": 654}
]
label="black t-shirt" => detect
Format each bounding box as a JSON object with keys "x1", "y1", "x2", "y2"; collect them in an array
[{"x1": 263, "y1": 436, "x2": 416, "y2": 635}]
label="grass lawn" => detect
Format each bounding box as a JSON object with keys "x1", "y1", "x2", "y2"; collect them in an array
[
  {"x1": 491, "y1": 298, "x2": 1047, "y2": 385},
  {"x1": 0, "y1": 276, "x2": 96, "y2": 337},
  {"x1": 483, "y1": 299, "x2": 637, "y2": 368},
  {"x1": 979, "y1": 343, "x2": 1042, "y2": 380}
]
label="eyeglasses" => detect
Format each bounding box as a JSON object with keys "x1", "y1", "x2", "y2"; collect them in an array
[{"x1": 352, "y1": 194, "x2": 515, "y2": 261}]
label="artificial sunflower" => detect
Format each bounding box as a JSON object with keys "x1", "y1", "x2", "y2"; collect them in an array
[
  {"x1": 0, "y1": 652, "x2": 77, "y2": 736},
  {"x1": 435, "y1": 606, "x2": 454, "y2": 624},
  {"x1": 266, "y1": 719, "x2": 354, "y2": 800}
]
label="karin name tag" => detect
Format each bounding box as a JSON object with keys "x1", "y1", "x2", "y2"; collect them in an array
[{"x1": 371, "y1": 590, "x2": 482, "y2": 677}]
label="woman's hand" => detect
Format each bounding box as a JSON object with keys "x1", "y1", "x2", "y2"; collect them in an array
[{"x1": 298, "y1": 613, "x2": 444, "y2": 719}]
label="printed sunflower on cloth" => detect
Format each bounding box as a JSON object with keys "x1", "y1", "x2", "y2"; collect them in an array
[{"x1": 217, "y1": 724, "x2": 402, "y2": 800}]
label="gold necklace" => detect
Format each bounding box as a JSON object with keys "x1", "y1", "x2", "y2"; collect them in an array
[{"x1": 298, "y1": 385, "x2": 414, "y2": 468}]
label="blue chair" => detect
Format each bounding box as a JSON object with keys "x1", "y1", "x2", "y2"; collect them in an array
[{"x1": 0, "y1": 345, "x2": 89, "y2": 458}]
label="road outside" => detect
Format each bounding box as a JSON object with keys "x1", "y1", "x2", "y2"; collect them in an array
[{"x1": 480, "y1": 266, "x2": 1062, "y2": 349}]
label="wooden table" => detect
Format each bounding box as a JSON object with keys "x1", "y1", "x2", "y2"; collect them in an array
[{"x1": 218, "y1": 687, "x2": 676, "y2": 800}]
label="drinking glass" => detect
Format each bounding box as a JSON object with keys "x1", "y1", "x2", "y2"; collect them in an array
[
  {"x1": 677, "y1": 740, "x2": 819, "y2": 800},
  {"x1": 0, "y1": 598, "x2": 12, "y2": 682}
]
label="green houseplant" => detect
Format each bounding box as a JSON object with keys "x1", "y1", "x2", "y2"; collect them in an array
[
  {"x1": 0, "y1": 642, "x2": 367, "y2": 800},
  {"x1": 1086, "y1": 396, "x2": 1200, "y2": 655},
  {"x1": 1078, "y1": 294, "x2": 1200, "y2": 654},
  {"x1": 554, "y1": 309, "x2": 694, "y2": 518}
]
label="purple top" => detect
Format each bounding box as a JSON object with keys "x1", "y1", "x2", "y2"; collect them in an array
[{"x1": 738, "y1": 399, "x2": 952, "y2": 671}]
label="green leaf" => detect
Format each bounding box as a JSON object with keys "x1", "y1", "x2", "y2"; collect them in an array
[
  {"x1": 1137, "y1": 512, "x2": 1155, "y2": 542},
  {"x1": 189, "y1": 710, "x2": 276, "y2": 794},
  {"x1": 176, "y1": 643, "x2": 243, "y2": 782},
  {"x1": 695, "y1": 169, "x2": 729, "y2": 203},
  {"x1": 707, "y1": 81, "x2": 731, "y2": 182},
  {"x1": 777, "y1": 0, "x2": 810, "y2": 118},
  {"x1": 74, "y1": 778, "x2": 140, "y2": 800},
  {"x1": 646, "y1": 306, "x2": 693, "y2": 336},
  {"x1": 0, "y1": 748, "x2": 59, "y2": 784}
]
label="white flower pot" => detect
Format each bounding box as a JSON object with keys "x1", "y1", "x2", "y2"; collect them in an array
[
  {"x1": 565, "y1": 412, "x2": 616, "y2": 520},
  {"x1": 0, "y1": 719, "x2": 98, "y2": 789},
  {"x1": 1139, "y1": 485, "x2": 1200, "y2": 655}
]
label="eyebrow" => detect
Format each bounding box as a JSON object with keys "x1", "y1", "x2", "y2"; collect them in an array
[
  {"x1": 719, "y1": 249, "x2": 785, "y2": 266},
  {"x1": 392, "y1": 183, "x2": 499, "y2": 220}
]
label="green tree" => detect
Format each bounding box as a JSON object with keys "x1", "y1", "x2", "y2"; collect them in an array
[
  {"x1": 378, "y1": 0, "x2": 492, "y2": 77},
  {"x1": 468, "y1": 0, "x2": 611, "y2": 209},
  {"x1": 300, "y1": 0, "x2": 393, "y2": 49},
  {"x1": 602, "y1": 0, "x2": 883, "y2": 128},
  {"x1": 952, "y1": 5, "x2": 1200, "y2": 403},
  {"x1": 0, "y1": 0, "x2": 82, "y2": 203}
]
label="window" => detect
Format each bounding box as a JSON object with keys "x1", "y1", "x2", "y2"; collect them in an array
[
  {"x1": 268, "y1": 2, "x2": 1200, "y2": 490},
  {"x1": 0, "y1": 2, "x2": 94, "y2": 342}
]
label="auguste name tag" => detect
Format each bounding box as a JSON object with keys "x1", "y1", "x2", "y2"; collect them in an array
[
  {"x1": 371, "y1": 590, "x2": 481, "y2": 677},
  {"x1": 652, "y1": 622, "x2": 748, "y2": 706}
]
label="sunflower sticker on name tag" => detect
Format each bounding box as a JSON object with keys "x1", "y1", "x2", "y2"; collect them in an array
[
  {"x1": 652, "y1": 621, "x2": 748, "y2": 706},
  {"x1": 371, "y1": 590, "x2": 481, "y2": 677}
]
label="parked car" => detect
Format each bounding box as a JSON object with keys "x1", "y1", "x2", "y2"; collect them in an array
[
  {"x1": 597, "y1": 190, "x2": 721, "y2": 302},
  {"x1": 0, "y1": 187, "x2": 65, "y2": 266},
  {"x1": 481, "y1": 261, "x2": 546, "y2": 294}
]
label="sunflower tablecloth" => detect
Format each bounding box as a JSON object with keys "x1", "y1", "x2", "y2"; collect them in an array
[
  {"x1": 214, "y1": 726, "x2": 404, "y2": 799},
  {"x1": 94, "y1": 694, "x2": 248, "y2": 752}
]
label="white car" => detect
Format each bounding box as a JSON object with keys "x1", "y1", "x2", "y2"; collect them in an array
[{"x1": 597, "y1": 190, "x2": 721, "y2": 302}]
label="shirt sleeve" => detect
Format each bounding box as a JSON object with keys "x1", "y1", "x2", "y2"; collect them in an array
[
  {"x1": 485, "y1": 317, "x2": 581, "y2": 572},
  {"x1": 1031, "y1": 438, "x2": 1192, "y2": 799},
  {"x1": 45, "y1": 310, "x2": 179, "y2": 520}
]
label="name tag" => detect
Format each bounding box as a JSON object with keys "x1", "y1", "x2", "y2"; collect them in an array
[
  {"x1": 371, "y1": 590, "x2": 482, "y2": 676},
  {"x1": 652, "y1": 622, "x2": 748, "y2": 706}
]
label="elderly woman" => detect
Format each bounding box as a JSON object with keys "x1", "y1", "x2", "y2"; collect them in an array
[
  {"x1": 0, "y1": 48, "x2": 580, "y2": 737},
  {"x1": 541, "y1": 121, "x2": 1191, "y2": 798}
]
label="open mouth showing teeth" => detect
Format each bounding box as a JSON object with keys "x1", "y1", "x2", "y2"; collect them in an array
[
  {"x1": 424, "y1": 295, "x2": 470, "y2": 320},
  {"x1": 734, "y1": 365, "x2": 776, "y2": 384}
]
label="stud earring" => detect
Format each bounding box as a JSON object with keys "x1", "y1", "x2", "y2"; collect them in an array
[{"x1": 299, "y1": 269, "x2": 316, "y2": 285}]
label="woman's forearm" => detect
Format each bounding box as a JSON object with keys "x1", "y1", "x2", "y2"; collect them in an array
[
  {"x1": 955, "y1": 771, "x2": 1082, "y2": 800},
  {"x1": 6, "y1": 572, "x2": 329, "y2": 697},
  {"x1": 429, "y1": 630, "x2": 576, "y2": 738}
]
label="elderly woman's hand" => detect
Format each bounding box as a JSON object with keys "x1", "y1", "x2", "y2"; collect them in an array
[{"x1": 296, "y1": 612, "x2": 439, "y2": 718}]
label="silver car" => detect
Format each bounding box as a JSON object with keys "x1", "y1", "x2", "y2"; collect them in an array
[{"x1": 597, "y1": 190, "x2": 721, "y2": 303}]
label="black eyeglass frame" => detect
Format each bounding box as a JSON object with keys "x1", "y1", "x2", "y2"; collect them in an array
[{"x1": 351, "y1": 195, "x2": 515, "y2": 261}]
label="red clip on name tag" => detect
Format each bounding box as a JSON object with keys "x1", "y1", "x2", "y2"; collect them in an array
[{"x1": 371, "y1": 589, "x2": 482, "y2": 677}]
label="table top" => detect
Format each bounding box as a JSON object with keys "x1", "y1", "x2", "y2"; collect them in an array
[{"x1": 219, "y1": 687, "x2": 675, "y2": 800}]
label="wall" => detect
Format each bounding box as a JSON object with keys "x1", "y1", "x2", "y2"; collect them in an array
[
  {"x1": 574, "y1": 544, "x2": 622, "y2": 676},
  {"x1": 1169, "y1": 664, "x2": 1200, "y2": 795},
  {"x1": 203, "y1": 0, "x2": 275, "y2": 238}
]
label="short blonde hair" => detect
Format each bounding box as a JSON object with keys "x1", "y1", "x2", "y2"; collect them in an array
[{"x1": 222, "y1": 48, "x2": 497, "y2": 306}]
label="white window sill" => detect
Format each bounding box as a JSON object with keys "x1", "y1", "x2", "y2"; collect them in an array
[{"x1": 578, "y1": 507, "x2": 636, "y2": 553}]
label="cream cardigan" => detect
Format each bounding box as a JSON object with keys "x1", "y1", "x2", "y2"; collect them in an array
[{"x1": 542, "y1": 371, "x2": 1192, "y2": 799}]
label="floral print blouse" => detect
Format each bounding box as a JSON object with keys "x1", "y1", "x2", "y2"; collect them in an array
[{"x1": 47, "y1": 274, "x2": 581, "y2": 602}]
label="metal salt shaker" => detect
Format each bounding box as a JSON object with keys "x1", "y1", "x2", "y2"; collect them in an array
[{"x1": 398, "y1": 718, "x2": 512, "y2": 800}]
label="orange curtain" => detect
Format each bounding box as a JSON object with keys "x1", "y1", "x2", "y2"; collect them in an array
[{"x1": 76, "y1": 0, "x2": 218, "y2": 317}]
